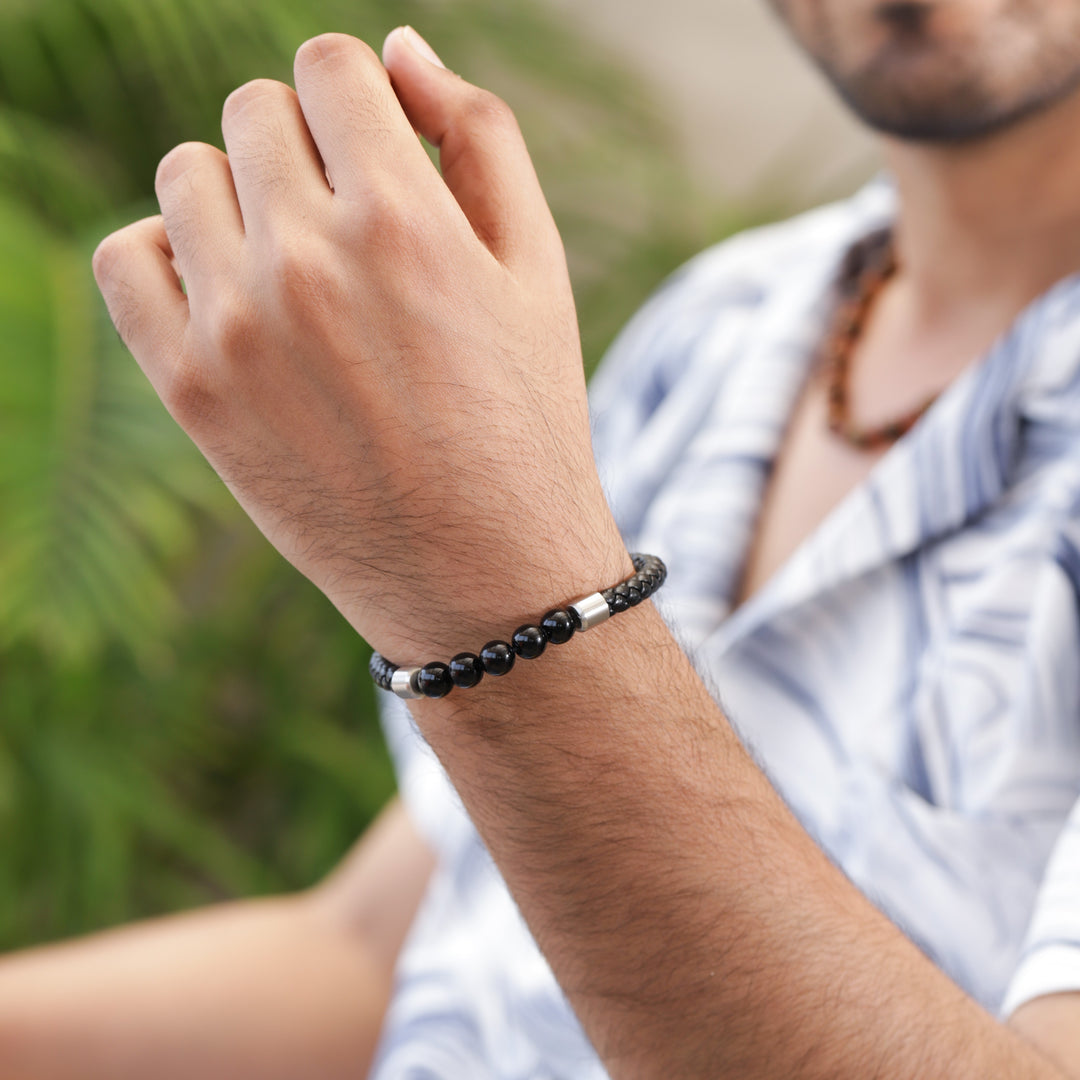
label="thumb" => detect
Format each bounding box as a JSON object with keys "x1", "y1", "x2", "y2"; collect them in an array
[{"x1": 382, "y1": 26, "x2": 562, "y2": 275}]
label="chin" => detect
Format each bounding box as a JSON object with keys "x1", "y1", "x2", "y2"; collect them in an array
[{"x1": 771, "y1": 0, "x2": 1080, "y2": 144}]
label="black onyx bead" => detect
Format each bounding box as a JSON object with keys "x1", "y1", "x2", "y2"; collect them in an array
[
  {"x1": 449, "y1": 652, "x2": 484, "y2": 689},
  {"x1": 417, "y1": 662, "x2": 454, "y2": 699},
  {"x1": 512, "y1": 625, "x2": 547, "y2": 659},
  {"x1": 479, "y1": 640, "x2": 515, "y2": 676},
  {"x1": 541, "y1": 609, "x2": 575, "y2": 645}
]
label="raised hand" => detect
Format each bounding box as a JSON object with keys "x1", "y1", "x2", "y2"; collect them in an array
[{"x1": 93, "y1": 28, "x2": 629, "y2": 663}]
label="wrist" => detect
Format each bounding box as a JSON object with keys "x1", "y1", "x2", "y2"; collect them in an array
[
  {"x1": 372, "y1": 552, "x2": 663, "y2": 700},
  {"x1": 353, "y1": 509, "x2": 633, "y2": 663}
]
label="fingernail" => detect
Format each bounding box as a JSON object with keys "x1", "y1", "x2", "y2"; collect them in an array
[{"x1": 402, "y1": 26, "x2": 446, "y2": 69}]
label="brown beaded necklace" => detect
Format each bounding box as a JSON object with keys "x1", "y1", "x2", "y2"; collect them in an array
[{"x1": 824, "y1": 228, "x2": 939, "y2": 451}]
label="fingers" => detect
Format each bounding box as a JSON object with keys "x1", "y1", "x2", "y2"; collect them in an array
[
  {"x1": 154, "y1": 142, "x2": 244, "y2": 301},
  {"x1": 159, "y1": 30, "x2": 553, "y2": 286},
  {"x1": 92, "y1": 216, "x2": 189, "y2": 389},
  {"x1": 221, "y1": 79, "x2": 331, "y2": 240},
  {"x1": 381, "y1": 27, "x2": 562, "y2": 274},
  {"x1": 292, "y1": 33, "x2": 436, "y2": 201}
]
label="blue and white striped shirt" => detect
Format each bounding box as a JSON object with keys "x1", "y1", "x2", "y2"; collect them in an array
[{"x1": 372, "y1": 180, "x2": 1080, "y2": 1078}]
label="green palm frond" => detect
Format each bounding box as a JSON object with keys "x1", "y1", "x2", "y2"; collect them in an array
[
  {"x1": 0, "y1": 0, "x2": 705, "y2": 663},
  {"x1": 0, "y1": 195, "x2": 227, "y2": 662},
  {"x1": 0, "y1": 0, "x2": 745, "y2": 946},
  {"x1": 0, "y1": 0, "x2": 689, "y2": 246},
  {"x1": 0, "y1": 105, "x2": 120, "y2": 230}
]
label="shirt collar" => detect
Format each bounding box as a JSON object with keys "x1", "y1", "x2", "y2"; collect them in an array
[{"x1": 699, "y1": 193, "x2": 1080, "y2": 654}]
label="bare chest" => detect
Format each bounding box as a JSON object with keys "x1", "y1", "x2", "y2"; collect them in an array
[
  {"x1": 734, "y1": 272, "x2": 992, "y2": 610},
  {"x1": 734, "y1": 375, "x2": 886, "y2": 609}
]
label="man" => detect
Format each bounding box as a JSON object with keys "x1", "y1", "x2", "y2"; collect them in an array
[{"x1": 1, "y1": 1, "x2": 1079, "y2": 1075}]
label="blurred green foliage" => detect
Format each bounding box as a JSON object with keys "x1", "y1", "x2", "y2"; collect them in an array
[{"x1": 0, "y1": 0, "x2": 761, "y2": 948}]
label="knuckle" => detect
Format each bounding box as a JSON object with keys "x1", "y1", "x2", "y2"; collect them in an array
[
  {"x1": 354, "y1": 185, "x2": 405, "y2": 233},
  {"x1": 207, "y1": 297, "x2": 258, "y2": 361},
  {"x1": 295, "y1": 32, "x2": 379, "y2": 74},
  {"x1": 155, "y1": 141, "x2": 212, "y2": 193},
  {"x1": 222, "y1": 78, "x2": 291, "y2": 123},
  {"x1": 91, "y1": 231, "x2": 125, "y2": 286},
  {"x1": 161, "y1": 358, "x2": 216, "y2": 429},
  {"x1": 268, "y1": 238, "x2": 336, "y2": 315},
  {"x1": 346, "y1": 191, "x2": 425, "y2": 264},
  {"x1": 92, "y1": 225, "x2": 155, "y2": 346},
  {"x1": 110, "y1": 290, "x2": 147, "y2": 353},
  {"x1": 461, "y1": 88, "x2": 517, "y2": 133}
]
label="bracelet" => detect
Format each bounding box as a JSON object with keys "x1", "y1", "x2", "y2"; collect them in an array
[{"x1": 370, "y1": 553, "x2": 666, "y2": 700}]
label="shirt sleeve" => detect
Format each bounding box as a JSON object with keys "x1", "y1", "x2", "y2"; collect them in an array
[
  {"x1": 378, "y1": 690, "x2": 474, "y2": 861},
  {"x1": 1001, "y1": 797, "x2": 1080, "y2": 1016}
]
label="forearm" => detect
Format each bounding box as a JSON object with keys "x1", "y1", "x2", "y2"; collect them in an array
[
  {"x1": 0, "y1": 798, "x2": 434, "y2": 1080},
  {"x1": 0, "y1": 895, "x2": 391, "y2": 1080},
  {"x1": 411, "y1": 599, "x2": 1066, "y2": 1079},
  {"x1": 90, "y1": 27, "x2": 1070, "y2": 1080}
]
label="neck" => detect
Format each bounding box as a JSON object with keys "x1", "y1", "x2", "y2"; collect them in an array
[{"x1": 883, "y1": 85, "x2": 1080, "y2": 320}]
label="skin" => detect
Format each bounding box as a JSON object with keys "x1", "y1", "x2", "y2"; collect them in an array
[
  {"x1": 1013, "y1": 994, "x2": 1080, "y2": 1078},
  {"x1": 742, "y1": 0, "x2": 1080, "y2": 603},
  {"x1": 2, "y1": 5, "x2": 1079, "y2": 1076},
  {"x1": 0, "y1": 798, "x2": 435, "y2": 1077},
  {"x1": 768, "y1": 0, "x2": 1080, "y2": 140}
]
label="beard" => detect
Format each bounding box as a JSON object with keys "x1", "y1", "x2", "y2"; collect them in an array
[{"x1": 771, "y1": 0, "x2": 1080, "y2": 143}]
